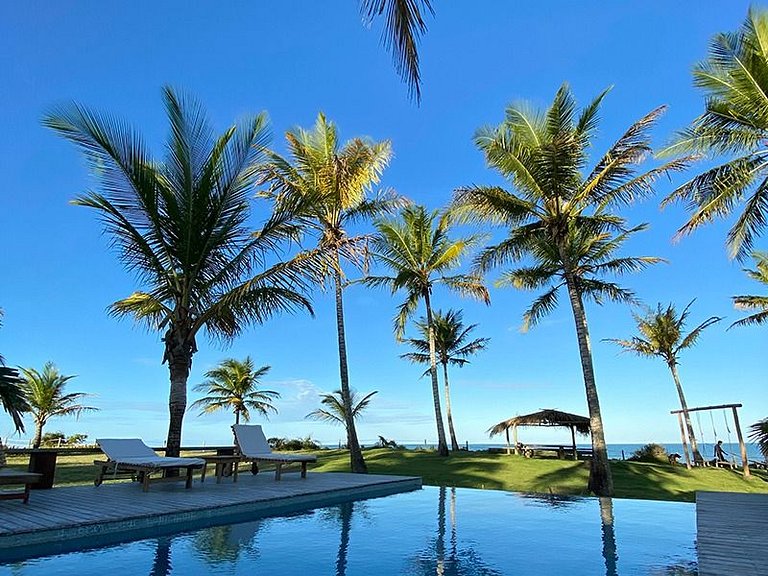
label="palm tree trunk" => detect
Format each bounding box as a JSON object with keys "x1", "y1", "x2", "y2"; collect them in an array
[
  {"x1": 442, "y1": 361, "x2": 460, "y2": 451},
  {"x1": 32, "y1": 419, "x2": 44, "y2": 449},
  {"x1": 334, "y1": 257, "x2": 367, "y2": 473},
  {"x1": 424, "y1": 290, "x2": 449, "y2": 457},
  {"x1": 668, "y1": 362, "x2": 703, "y2": 464},
  {"x1": 164, "y1": 325, "x2": 193, "y2": 459},
  {"x1": 563, "y1": 270, "x2": 613, "y2": 496}
]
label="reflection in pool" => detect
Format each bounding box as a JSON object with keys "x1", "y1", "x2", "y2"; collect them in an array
[{"x1": 0, "y1": 486, "x2": 697, "y2": 575}]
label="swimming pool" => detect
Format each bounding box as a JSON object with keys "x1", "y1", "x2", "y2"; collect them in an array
[{"x1": 0, "y1": 486, "x2": 697, "y2": 575}]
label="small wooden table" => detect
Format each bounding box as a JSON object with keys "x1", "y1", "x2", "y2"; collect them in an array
[
  {"x1": 0, "y1": 469, "x2": 43, "y2": 504},
  {"x1": 200, "y1": 455, "x2": 242, "y2": 484}
]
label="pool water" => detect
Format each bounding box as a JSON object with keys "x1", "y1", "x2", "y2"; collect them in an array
[{"x1": 0, "y1": 486, "x2": 697, "y2": 575}]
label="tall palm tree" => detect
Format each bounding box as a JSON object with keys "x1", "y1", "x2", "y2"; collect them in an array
[
  {"x1": 730, "y1": 251, "x2": 768, "y2": 328},
  {"x1": 0, "y1": 309, "x2": 27, "y2": 433},
  {"x1": 260, "y1": 113, "x2": 395, "y2": 474},
  {"x1": 19, "y1": 362, "x2": 97, "y2": 449},
  {"x1": 191, "y1": 357, "x2": 279, "y2": 426},
  {"x1": 364, "y1": 205, "x2": 490, "y2": 456},
  {"x1": 661, "y1": 7, "x2": 768, "y2": 260},
  {"x1": 44, "y1": 88, "x2": 320, "y2": 457},
  {"x1": 306, "y1": 388, "x2": 378, "y2": 429},
  {"x1": 453, "y1": 85, "x2": 683, "y2": 495},
  {"x1": 606, "y1": 301, "x2": 722, "y2": 465},
  {"x1": 360, "y1": 0, "x2": 434, "y2": 102},
  {"x1": 401, "y1": 309, "x2": 489, "y2": 451}
]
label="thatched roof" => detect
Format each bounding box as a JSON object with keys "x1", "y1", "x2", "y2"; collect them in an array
[{"x1": 488, "y1": 409, "x2": 591, "y2": 437}]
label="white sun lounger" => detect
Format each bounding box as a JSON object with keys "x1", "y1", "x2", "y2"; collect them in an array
[
  {"x1": 95, "y1": 438, "x2": 205, "y2": 492},
  {"x1": 232, "y1": 425, "x2": 317, "y2": 480}
]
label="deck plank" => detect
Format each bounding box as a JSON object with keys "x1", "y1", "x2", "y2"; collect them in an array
[
  {"x1": 696, "y1": 491, "x2": 768, "y2": 576},
  {"x1": 0, "y1": 471, "x2": 420, "y2": 551}
]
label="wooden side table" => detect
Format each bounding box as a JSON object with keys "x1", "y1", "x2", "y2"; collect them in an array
[{"x1": 200, "y1": 455, "x2": 242, "y2": 484}]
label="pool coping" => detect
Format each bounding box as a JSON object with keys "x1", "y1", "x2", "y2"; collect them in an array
[{"x1": 0, "y1": 474, "x2": 421, "y2": 556}]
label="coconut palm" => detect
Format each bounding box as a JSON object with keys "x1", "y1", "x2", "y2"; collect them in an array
[
  {"x1": 306, "y1": 388, "x2": 378, "y2": 429},
  {"x1": 749, "y1": 418, "x2": 768, "y2": 459},
  {"x1": 730, "y1": 251, "x2": 768, "y2": 329},
  {"x1": 364, "y1": 205, "x2": 490, "y2": 456},
  {"x1": 44, "y1": 88, "x2": 320, "y2": 457},
  {"x1": 19, "y1": 362, "x2": 97, "y2": 449},
  {"x1": 191, "y1": 357, "x2": 279, "y2": 426},
  {"x1": 606, "y1": 301, "x2": 722, "y2": 465},
  {"x1": 401, "y1": 309, "x2": 489, "y2": 451},
  {"x1": 453, "y1": 85, "x2": 683, "y2": 495},
  {"x1": 260, "y1": 113, "x2": 395, "y2": 474},
  {"x1": 360, "y1": 0, "x2": 434, "y2": 102},
  {"x1": 661, "y1": 8, "x2": 768, "y2": 260},
  {"x1": 0, "y1": 310, "x2": 27, "y2": 433}
]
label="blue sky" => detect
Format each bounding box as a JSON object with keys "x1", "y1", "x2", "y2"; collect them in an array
[{"x1": 1, "y1": 2, "x2": 765, "y2": 449}]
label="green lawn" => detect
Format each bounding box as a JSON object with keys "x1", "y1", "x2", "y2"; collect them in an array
[{"x1": 7, "y1": 448, "x2": 768, "y2": 502}]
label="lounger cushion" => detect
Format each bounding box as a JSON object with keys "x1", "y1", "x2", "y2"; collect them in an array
[
  {"x1": 97, "y1": 439, "x2": 204, "y2": 467},
  {"x1": 233, "y1": 425, "x2": 317, "y2": 462}
]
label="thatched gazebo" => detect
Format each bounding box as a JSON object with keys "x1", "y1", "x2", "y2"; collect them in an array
[{"x1": 488, "y1": 408, "x2": 590, "y2": 460}]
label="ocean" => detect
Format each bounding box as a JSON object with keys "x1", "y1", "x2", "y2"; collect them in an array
[{"x1": 400, "y1": 442, "x2": 766, "y2": 461}]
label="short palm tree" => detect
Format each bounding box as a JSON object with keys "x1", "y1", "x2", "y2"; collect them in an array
[
  {"x1": 44, "y1": 88, "x2": 319, "y2": 457},
  {"x1": 730, "y1": 251, "x2": 768, "y2": 328},
  {"x1": 401, "y1": 309, "x2": 489, "y2": 451},
  {"x1": 749, "y1": 418, "x2": 768, "y2": 460},
  {"x1": 453, "y1": 85, "x2": 683, "y2": 495},
  {"x1": 606, "y1": 301, "x2": 722, "y2": 465},
  {"x1": 20, "y1": 362, "x2": 97, "y2": 449},
  {"x1": 191, "y1": 357, "x2": 279, "y2": 426},
  {"x1": 364, "y1": 205, "x2": 490, "y2": 456},
  {"x1": 306, "y1": 388, "x2": 378, "y2": 429},
  {"x1": 0, "y1": 309, "x2": 27, "y2": 433},
  {"x1": 661, "y1": 7, "x2": 768, "y2": 260},
  {"x1": 260, "y1": 113, "x2": 395, "y2": 474}
]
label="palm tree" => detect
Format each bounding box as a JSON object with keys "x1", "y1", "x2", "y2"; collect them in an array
[
  {"x1": 364, "y1": 205, "x2": 490, "y2": 456},
  {"x1": 661, "y1": 7, "x2": 768, "y2": 260},
  {"x1": 730, "y1": 251, "x2": 768, "y2": 328},
  {"x1": 0, "y1": 309, "x2": 27, "y2": 433},
  {"x1": 191, "y1": 357, "x2": 279, "y2": 426},
  {"x1": 360, "y1": 0, "x2": 434, "y2": 102},
  {"x1": 606, "y1": 301, "x2": 722, "y2": 465},
  {"x1": 401, "y1": 309, "x2": 489, "y2": 451},
  {"x1": 749, "y1": 418, "x2": 768, "y2": 460},
  {"x1": 19, "y1": 362, "x2": 97, "y2": 449},
  {"x1": 453, "y1": 85, "x2": 683, "y2": 495},
  {"x1": 44, "y1": 87, "x2": 319, "y2": 457},
  {"x1": 306, "y1": 388, "x2": 378, "y2": 430},
  {"x1": 260, "y1": 113, "x2": 395, "y2": 474}
]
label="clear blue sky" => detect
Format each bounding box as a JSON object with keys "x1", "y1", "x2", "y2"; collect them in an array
[{"x1": 1, "y1": 2, "x2": 765, "y2": 448}]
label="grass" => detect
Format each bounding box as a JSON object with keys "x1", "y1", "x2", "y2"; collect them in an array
[{"x1": 7, "y1": 448, "x2": 768, "y2": 503}]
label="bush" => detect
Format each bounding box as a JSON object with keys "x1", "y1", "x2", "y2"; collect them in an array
[
  {"x1": 629, "y1": 443, "x2": 668, "y2": 463},
  {"x1": 375, "y1": 435, "x2": 403, "y2": 449},
  {"x1": 268, "y1": 436, "x2": 321, "y2": 451}
]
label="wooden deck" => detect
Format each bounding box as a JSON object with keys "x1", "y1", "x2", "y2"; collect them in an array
[
  {"x1": 0, "y1": 471, "x2": 420, "y2": 554},
  {"x1": 697, "y1": 491, "x2": 768, "y2": 576}
]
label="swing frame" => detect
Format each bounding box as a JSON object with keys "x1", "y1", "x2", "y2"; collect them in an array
[{"x1": 670, "y1": 403, "x2": 751, "y2": 476}]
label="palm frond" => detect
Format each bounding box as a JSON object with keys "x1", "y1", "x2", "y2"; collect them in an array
[{"x1": 360, "y1": 0, "x2": 434, "y2": 102}]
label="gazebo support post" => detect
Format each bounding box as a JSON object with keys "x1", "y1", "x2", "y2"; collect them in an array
[
  {"x1": 505, "y1": 428, "x2": 511, "y2": 455},
  {"x1": 570, "y1": 425, "x2": 577, "y2": 460},
  {"x1": 676, "y1": 412, "x2": 692, "y2": 469},
  {"x1": 731, "y1": 406, "x2": 751, "y2": 477},
  {"x1": 513, "y1": 425, "x2": 519, "y2": 455}
]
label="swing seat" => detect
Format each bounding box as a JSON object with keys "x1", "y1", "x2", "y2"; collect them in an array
[{"x1": 711, "y1": 458, "x2": 736, "y2": 470}]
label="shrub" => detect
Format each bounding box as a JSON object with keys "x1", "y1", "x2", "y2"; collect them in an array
[
  {"x1": 268, "y1": 436, "x2": 321, "y2": 451},
  {"x1": 629, "y1": 443, "x2": 668, "y2": 463}
]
